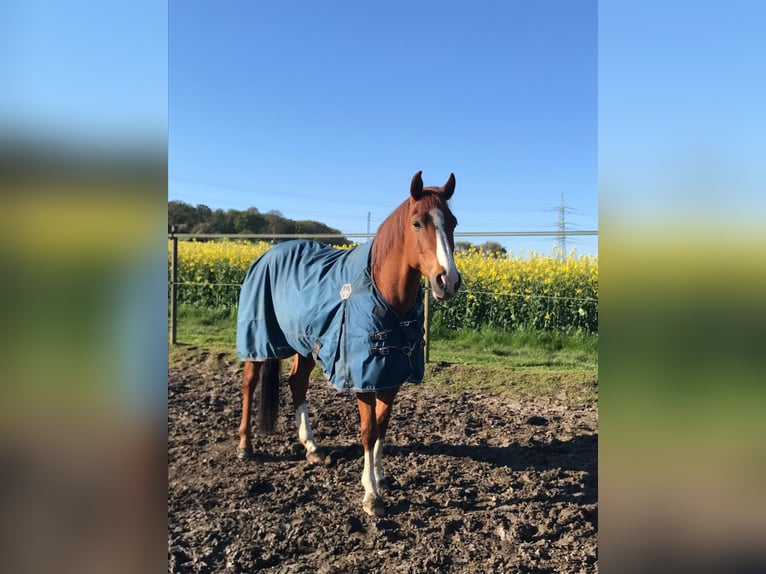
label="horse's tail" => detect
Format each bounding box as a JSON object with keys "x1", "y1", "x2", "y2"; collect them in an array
[{"x1": 258, "y1": 359, "x2": 280, "y2": 433}]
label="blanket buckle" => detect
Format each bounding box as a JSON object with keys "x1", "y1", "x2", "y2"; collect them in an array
[{"x1": 368, "y1": 330, "x2": 390, "y2": 342}]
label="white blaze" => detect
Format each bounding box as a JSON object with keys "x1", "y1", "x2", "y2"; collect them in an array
[{"x1": 429, "y1": 208, "x2": 459, "y2": 289}]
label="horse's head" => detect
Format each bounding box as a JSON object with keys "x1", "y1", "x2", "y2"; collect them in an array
[{"x1": 406, "y1": 171, "x2": 461, "y2": 301}]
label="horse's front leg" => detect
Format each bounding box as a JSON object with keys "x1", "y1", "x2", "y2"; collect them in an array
[
  {"x1": 357, "y1": 392, "x2": 385, "y2": 516},
  {"x1": 237, "y1": 360, "x2": 262, "y2": 460},
  {"x1": 288, "y1": 354, "x2": 324, "y2": 464},
  {"x1": 373, "y1": 388, "x2": 399, "y2": 493}
]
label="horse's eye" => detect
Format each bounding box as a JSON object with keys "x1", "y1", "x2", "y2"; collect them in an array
[{"x1": 412, "y1": 220, "x2": 422, "y2": 229}]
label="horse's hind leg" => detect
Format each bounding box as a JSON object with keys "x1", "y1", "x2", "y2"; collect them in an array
[
  {"x1": 288, "y1": 354, "x2": 324, "y2": 464},
  {"x1": 237, "y1": 360, "x2": 263, "y2": 460},
  {"x1": 373, "y1": 388, "x2": 399, "y2": 493}
]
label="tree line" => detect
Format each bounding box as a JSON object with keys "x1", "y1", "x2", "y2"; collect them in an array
[
  {"x1": 455, "y1": 241, "x2": 508, "y2": 257},
  {"x1": 168, "y1": 200, "x2": 350, "y2": 246}
]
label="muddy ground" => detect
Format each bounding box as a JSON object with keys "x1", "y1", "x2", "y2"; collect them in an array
[{"x1": 168, "y1": 349, "x2": 598, "y2": 573}]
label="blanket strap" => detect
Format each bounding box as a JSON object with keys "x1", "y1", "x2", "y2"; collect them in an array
[
  {"x1": 369, "y1": 315, "x2": 425, "y2": 359},
  {"x1": 368, "y1": 329, "x2": 392, "y2": 342},
  {"x1": 369, "y1": 339, "x2": 425, "y2": 357}
]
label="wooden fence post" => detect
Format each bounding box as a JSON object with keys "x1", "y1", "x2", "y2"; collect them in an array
[{"x1": 170, "y1": 226, "x2": 178, "y2": 345}]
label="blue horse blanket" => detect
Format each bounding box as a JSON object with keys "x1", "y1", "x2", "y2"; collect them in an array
[{"x1": 236, "y1": 240, "x2": 425, "y2": 393}]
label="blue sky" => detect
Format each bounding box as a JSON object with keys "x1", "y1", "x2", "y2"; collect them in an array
[
  {"x1": 1, "y1": 0, "x2": 166, "y2": 145},
  {"x1": 168, "y1": 1, "x2": 598, "y2": 256},
  {"x1": 599, "y1": 0, "x2": 766, "y2": 231}
]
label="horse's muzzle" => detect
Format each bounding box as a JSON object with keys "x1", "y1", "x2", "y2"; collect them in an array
[{"x1": 431, "y1": 271, "x2": 461, "y2": 301}]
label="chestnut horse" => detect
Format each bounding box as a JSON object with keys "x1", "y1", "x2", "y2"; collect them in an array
[{"x1": 236, "y1": 171, "x2": 460, "y2": 516}]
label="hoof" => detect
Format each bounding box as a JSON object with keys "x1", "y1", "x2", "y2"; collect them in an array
[
  {"x1": 306, "y1": 448, "x2": 327, "y2": 465},
  {"x1": 362, "y1": 494, "x2": 386, "y2": 517},
  {"x1": 237, "y1": 446, "x2": 253, "y2": 461},
  {"x1": 377, "y1": 477, "x2": 391, "y2": 493}
]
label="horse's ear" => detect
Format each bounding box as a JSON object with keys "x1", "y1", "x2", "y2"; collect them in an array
[
  {"x1": 410, "y1": 171, "x2": 424, "y2": 200},
  {"x1": 441, "y1": 173, "x2": 456, "y2": 199}
]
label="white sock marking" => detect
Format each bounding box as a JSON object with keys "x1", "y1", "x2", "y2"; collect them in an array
[
  {"x1": 361, "y1": 449, "x2": 379, "y2": 499},
  {"x1": 295, "y1": 402, "x2": 318, "y2": 454},
  {"x1": 373, "y1": 438, "x2": 385, "y2": 485}
]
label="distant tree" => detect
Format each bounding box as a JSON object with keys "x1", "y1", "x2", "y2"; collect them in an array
[
  {"x1": 452, "y1": 240, "x2": 507, "y2": 256},
  {"x1": 234, "y1": 208, "x2": 266, "y2": 233},
  {"x1": 168, "y1": 200, "x2": 208, "y2": 232},
  {"x1": 195, "y1": 204, "x2": 212, "y2": 221},
  {"x1": 205, "y1": 209, "x2": 235, "y2": 234},
  {"x1": 478, "y1": 241, "x2": 507, "y2": 257},
  {"x1": 263, "y1": 212, "x2": 292, "y2": 235},
  {"x1": 167, "y1": 201, "x2": 350, "y2": 243},
  {"x1": 295, "y1": 220, "x2": 350, "y2": 246}
]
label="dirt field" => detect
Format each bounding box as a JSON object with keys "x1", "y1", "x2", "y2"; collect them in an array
[{"x1": 168, "y1": 349, "x2": 598, "y2": 573}]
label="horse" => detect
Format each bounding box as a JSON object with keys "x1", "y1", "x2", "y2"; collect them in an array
[{"x1": 235, "y1": 171, "x2": 460, "y2": 516}]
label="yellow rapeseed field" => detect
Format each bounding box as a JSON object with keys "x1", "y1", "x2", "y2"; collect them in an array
[
  {"x1": 169, "y1": 240, "x2": 598, "y2": 332},
  {"x1": 448, "y1": 247, "x2": 598, "y2": 332}
]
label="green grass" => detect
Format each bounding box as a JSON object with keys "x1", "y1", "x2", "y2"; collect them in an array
[
  {"x1": 171, "y1": 304, "x2": 237, "y2": 347},
  {"x1": 426, "y1": 328, "x2": 597, "y2": 401},
  {"x1": 429, "y1": 327, "x2": 597, "y2": 367},
  {"x1": 170, "y1": 305, "x2": 598, "y2": 403}
]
